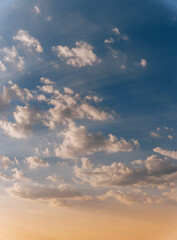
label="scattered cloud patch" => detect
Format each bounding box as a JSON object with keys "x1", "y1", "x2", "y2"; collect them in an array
[
  {"x1": 13, "y1": 30, "x2": 43, "y2": 53},
  {"x1": 52, "y1": 41, "x2": 100, "y2": 67}
]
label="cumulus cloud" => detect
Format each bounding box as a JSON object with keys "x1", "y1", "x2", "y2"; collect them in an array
[
  {"x1": 40, "y1": 77, "x2": 54, "y2": 85},
  {"x1": 13, "y1": 30, "x2": 43, "y2": 53},
  {"x1": 74, "y1": 155, "x2": 177, "y2": 188},
  {"x1": 55, "y1": 122, "x2": 137, "y2": 159},
  {"x1": 0, "y1": 105, "x2": 40, "y2": 139},
  {"x1": 25, "y1": 156, "x2": 49, "y2": 169},
  {"x1": 52, "y1": 41, "x2": 100, "y2": 67},
  {"x1": 153, "y1": 147, "x2": 177, "y2": 160},
  {"x1": 6, "y1": 183, "x2": 90, "y2": 207},
  {"x1": 42, "y1": 88, "x2": 112, "y2": 129},
  {"x1": 0, "y1": 46, "x2": 25, "y2": 70}
]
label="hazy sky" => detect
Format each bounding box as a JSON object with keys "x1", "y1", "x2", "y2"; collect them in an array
[{"x1": 0, "y1": 0, "x2": 177, "y2": 239}]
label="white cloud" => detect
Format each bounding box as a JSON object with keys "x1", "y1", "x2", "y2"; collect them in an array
[
  {"x1": 33, "y1": 5, "x2": 40, "y2": 15},
  {"x1": 25, "y1": 156, "x2": 49, "y2": 169},
  {"x1": 140, "y1": 58, "x2": 147, "y2": 67},
  {"x1": 52, "y1": 41, "x2": 100, "y2": 67},
  {"x1": 74, "y1": 155, "x2": 177, "y2": 188},
  {"x1": 55, "y1": 122, "x2": 137, "y2": 159},
  {"x1": 0, "y1": 105, "x2": 39, "y2": 139},
  {"x1": 112, "y1": 27, "x2": 120, "y2": 35},
  {"x1": 153, "y1": 147, "x2": 177, "y2": 160},
  {"x1": 0, "y1": 155, "x2": 14, "y2": 169},
  {"x1": 64, "y1": 87, "x2": 74, "y2": 95},
  {"x1": 0, "y1": 46, "x2": 25, "y2": 70},
  {"x1": 104, "y1": 37, "x2": 114, "y2": 44},
  {"x1": 40, "y1": 77, "x2": 54, "y2": 85},
  {"x1": 0, "y1": 61, "x2": 6, "y2": 72},
  {"x1": 13, "y1": 30, "x2": 43, "y2": 53}
]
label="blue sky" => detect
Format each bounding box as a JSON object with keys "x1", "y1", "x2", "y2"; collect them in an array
[{"x1": 0, "y1": 0, "x2": 177, "y2": 210}]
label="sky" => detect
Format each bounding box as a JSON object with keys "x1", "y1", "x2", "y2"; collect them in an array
[{"x1": 0, "y1": 0, "x2": 177, "y2": 239}]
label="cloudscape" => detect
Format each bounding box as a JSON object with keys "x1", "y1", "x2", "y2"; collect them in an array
[{"x1": 0, "y1": 0, "x2": 177, "y2": 239}]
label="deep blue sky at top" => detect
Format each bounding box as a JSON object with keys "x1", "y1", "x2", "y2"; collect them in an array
[{"x1": 0, "y1": 0, "x2": 177, "y2": 156}]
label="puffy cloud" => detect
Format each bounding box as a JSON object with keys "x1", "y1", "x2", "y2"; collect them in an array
[
  {"x1": 40, "y1": 77, "x2": 54, "y2": 85},
  {"x1": 11, "y1": 168, "x2": 28, "y2": 181},
  {"x1": 0, "y1": 105, "x2": 39, "y2": 139},
  {"x1": 112, "y1": 27, "x2": 120, "y2": 35},
  {"x1": 153, "y1": 147, "x2": 177, "y2": 160},
  {"x1": 104, "y1": 38, "x2": 114, "y2": 44},
  {"x1": 13, "y1": 30, "x2": 43, "y2": 53},
  {"x1": 52, "y1": 41, "x2": 100, "y2": 67},
  {"x1": 6, "y1": 183, "x2": 90, "y2": 207},
  {"x1": 74, "y1": 155, "x2": 177, "y2": 188},
  {"x1": 140, "y1": 58, "x2": 147, "y2": 67},
  {"x1": 42, "y1": 89, "x2": 112, "y2": 129},
  {"x1": 0, "y1": 155, "x2": 14, "y2": 169},
  {"x1": 33, "y1": 5, "x2": 40, "y2": 15},
  {"x1": 0, "y1": 46, "x2": 25, "y2": 70},
  {"x1": 64, "y1": 87, "x2": 74, "y2": 95},
  {"x1": 25, "y1": 156, "x2": 49, "y2": 169},
  {"x1": 55, "y1": 122, "x2": 137, "y2": 159}
]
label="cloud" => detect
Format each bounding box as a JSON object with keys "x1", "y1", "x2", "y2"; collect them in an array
[
  {"x1": 13, "y1": 30, "x2": 43, "y2": 53},
  {"x1": 150, "y1": 131, "x2": 162, "y2": 138},
  {"x1": 140, "y1": 58, "x2": 147, "y2": 67},
  {"x1": 33, "y1": 5, "x2": 40, "y2": 15},
  {"x1": 40, "y1": 77, "x2": 54, "y2": 85},
  {"x1": 55, "y1": 122, "x2": 137, "y2": 159},
  {"x1": 74, "y1": 155, "x2": 177, "y2": 188},
  {"x1": 64, "y1": 87, "x2": 74, "y2": 95},
  {"x1": 104, "y1": 38, "x2": 114, "y2": 44},
  {"x1": 0, "y1": 155, "x2": 14, "y2": 169},
  {"x1": 112, "y1": 27, "x2": 120, "y2": 35},
  {"x1": 6, "y1": 183, "x2": 90, "y2": 207},
  {"x1": 153, "y1": 147, "x2": 177, "y2": 160},
  {"x1": 42, "y1": 88, "x2": 112, "y2": 129},
  {"x1": 97, "y1": 189, "x2": 159, "y2": 205},
  {"x1": 0, "y1": 61, "x2": 6, "y2": 72},
  {"x1": 0, "y1": 46, "x2": 25, "y2": 70},
  {"x1": 52, "y1": 41, "x2": 100, "y2": 67},
  {"x1": 25, "y1": 156, "x2": 49, "y2": 169},
  {"x1": 0, "y1": 105, "x2": 39, "y2": 139}
]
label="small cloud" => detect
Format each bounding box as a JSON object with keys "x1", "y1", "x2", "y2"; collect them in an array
[
  {"x1": 13, "y1": 30, "x2": 43, "y2": 53},
  {"x1": 33, "y1": 5, "x2": 40, "y2": 15},
  {"x1": 150, "y1": 131, "x2": 162, "y2": 138},
  {"x1": 140, "y1": 58, "x2": 147, "y2": 67},
  {"x1": 52, "y1": 41, "x2": 100, "y2": 67},
  {"x1": 168, "y1": 135, "x2": 173, "y2": 140},
  {"x1": 104, "y1": 37, "x2": 114, "y2": 44},
  {"x1": 112, "y1": 27, "x2": 120, "y2": 35}
]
